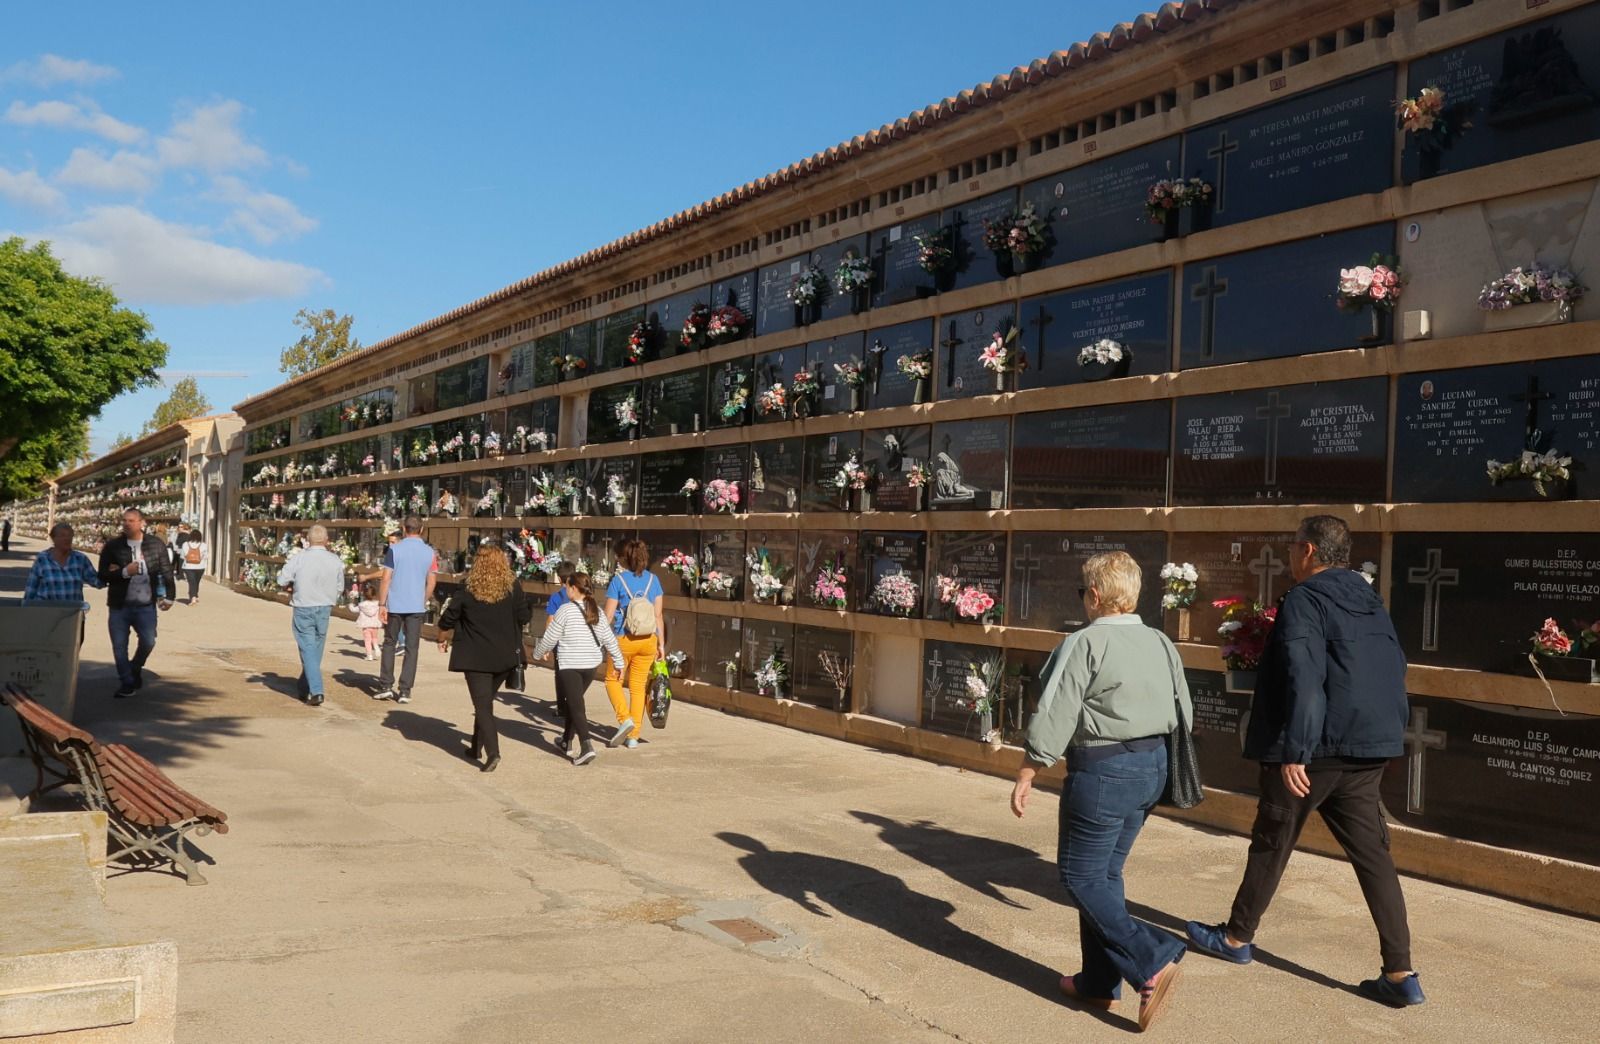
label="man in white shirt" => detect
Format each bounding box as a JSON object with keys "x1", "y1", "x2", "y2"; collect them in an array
[{"x1": 276, "y1": 525, "x2": 348, "y2": 707}]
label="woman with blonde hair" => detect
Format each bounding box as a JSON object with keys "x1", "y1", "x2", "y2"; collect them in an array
[
  {"x1": 1010, "y1": 550, "x2": 1193, "y2": 1032},
  {"x1": 438, "y1": 543, "x2": 531, "y2": 772},
  {"x1": 602, "y1": 537, "x2": 664, "y2": 748}
]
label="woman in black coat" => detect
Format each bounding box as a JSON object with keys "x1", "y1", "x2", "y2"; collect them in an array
[{"x1": 437, "y1": 544, "x2": 531, "y2": 772}]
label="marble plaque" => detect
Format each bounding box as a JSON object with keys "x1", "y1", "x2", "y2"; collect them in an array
[
  {"x1": 749, "y1": 438, "x2": 803, "y2": 513},
  {"x1": 921, "y1": 640, "x2": 1006, "y2": 739},
  {"x1": 796, "y1": 529, "x2": 856, "y2": 610},
  {"x1": 929, "y1": 418, "x2": 1009, "y2": 511},
  {"x1": 587, "y1": 381, "x2": 643, "y2": 444},
  {"x1": 741, "y1": 618, "x2": 796, "y2": 695},
  {"x1": 865, "y1": 320, "x2": 935, "y2": 410},
  {"x1": 745, "y1": 530, "x2": 799, "y2": 606},
  {"x1": 753, "y1": 345, "x2": 806, "y2": 425},
  {"x1": 643, "y1": 367, "x2": 707, "y2": 438},
  {"x1": 695, "y1": 613, "x2": 743, "y2": 687},
  {"x1": 1009, "y1": 531, "x2": 1168, "y2": 633},
  {"x1": 708, "y1": 358, "x2": 753, "y2": 429},
  {"x1": 792, "y1": 626, "x2": 854, "y2": 710},
  {"x1": 862, "y1": 425, "x2": 932, "y2": 512},
  {"x1": 806, "y1": 331, "x2": 865, "y2": 417},
  {"x1": 646, "y1": 284, "x2": 709, "y2": 361},
  {"x1": 756, "y1": 257, "x2": 802, "y2": 337},
  {"x1": 936, "y1": 302, "x2": 1019, "y2": 401},
  {"x1": 859, "y1": 530, "x2": 927, "y2": 618},
  {"x1": 1020, "y1": 136, "x2": 1182, "y2": 266},
  {"x1": 1012, "y1": 404, "x2": 1170, "y2": 510},
  {"x1": 697, "y1": 528, "x2": 746, "y2": 603},
  {"x1": 596, "y1": 304, "x2": 645, "y2": 372},
  {"x1": 869, "y1": 211, "x2": 942, "y2": 307},
  {"x1": 1184, "y1": 669, "x2": 1261, "y2": 796},
  {"x1": 1018, "y1": 272, "x2": 1172, "y2": 390},
  {"x1": 928, "y1": 531, "x2": 1006, "y2": 623},
  {"x1": 587, "y1": 457, "x2": 638, "y2": 518},
  {"x1": 809, "y1": 233, "x2": 869, "y2": 324},
  {"x1": 802, "y1": 431, "x2": 864, "y2": 512},
  {"x1": 946, "y1": 188, "x2": 1018, "y2": 292},
  {"x1": 637, "y1": 449, "x2": 704, "y2": 515}
]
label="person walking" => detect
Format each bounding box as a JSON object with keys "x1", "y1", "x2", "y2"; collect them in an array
[
  {"x1": 1184, "y1": 515, "x2": 1423, "y2": 1007},
  {"x1": 97, "y1": 508, "x2": 174, "y2": 698},
  {"x1": 355, "y1": 581, "x2": 383, "y2": 660},
  {"x1": 533, "y1": 571, "x2": 624, "y2": 766},
  {"x1": 437, "y1": 544, "x2": 533, "y2": 773},
  {"x1": 275, "y1": 524, "x2": 348, "y2": 707},
  {"x1": 2, "y1": 514, "x2": 12, "y2": 553},
  {"x1": 601, "y1": 538, "x2": 664, "y2": 749},
  {"x1": 374, "y1": 517, "x2": 438, "y2": 703},
  {"x1": 1010, "y1": 550, "x2": 1190, "y2": 1032},
  {"x1": 24, "y1": 523, "x2": 105, "y2": 643},
  {"x1": 180, "y1": 530, "x2": 208, "y2": 604}
]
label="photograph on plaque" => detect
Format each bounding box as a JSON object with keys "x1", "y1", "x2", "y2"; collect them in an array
[
  {"x1": 865, "y1": 320, "x2": 935, "y2": 410},
  {"x1": 805, "y1": 331, "x2": 866, "y2": 416},
  {"x1": 709, "y1": 269, "x2": 756, "y2": 344},
  {"x1": 935, "y1": 302, "x2": 1019, "y2": 401},
  {"x1": 945, "y1": 188, "x2": 1018, "y2": 292},
  {"x1": 869, "y1": 210, "x2": 942, "y2": 307},
  {"x1": 636, "y1": 449, "x2": 704, "y2": 515},
  {"x1": 596, "y1": 304, "x2": 645, "y2": 372},
  {"x1": 1018, "y1": 272, "x2": 1172, "y2": 391},
  {"x1": 809, "y1": 233, "x2": 870, "y2": 324},
  {"x1": 587, "y1": 381, "x2": 643, "y2": 445},
  {"x1": 1009, "y1": 531, "x2": 1167, "y2": 633},
  {"x1": 802, "y1": 431, "x2": 864, "y2": 512},
  {"x1": 748, "y1": 438, "x2": 803, "y2": 513},
  {"x1": 921, "y1": 640, "x2": 1010, "y2": 741},
  {"x1": 1019, "y1": 136, "x2": 1182, "y2": 266},
  {"x1": 1183, "y1": 669, "x2": 1260, "y2": 795},
  {"x1": 1178, "y1": 223, "x2": 1396, "y2": 368},
  {"x1": 927, "y1": 531, "x2": 1007, "y2": 624},
  {"x1": 862, "y1": 425, "x2": 932, "y2": 512},
  {"x1": 745, "y1": 530, "x2": 799, "y2": 607},
  {"x1": 1390, "y1": 531, "x2": 1600, "y2": 677},
  {"x1": 1012, "y1": 402, "x2": 1169, "y2": 509},
  {"x1": 1402, "y1": 5, "x2": 1600, "y2": 183},
  {"x1": 708, "y1": 358, "x2": 753, "y2": 429},
  {"x1": 928, "y1": 418, "x2": 1009, "y2": 511},
  {"x1": 1166, "y1": 530, "x2": 1382, "y2": 651},
  {"x1": 586, "y1": 456, "x2": 638, "y2": 518},
  {"x1": 741, "y1": 618, "x2": 796, "y2": 697},
  {"x1": 859, "y1": 531, "x2": 927, "y2": 618},
  {"x1": 796, "y1": 530, "x2": 855, "y2": 611},
  {"x1": 791, "y1": 626, "x2": 854, "y2": 710},
  {"x1": 646, "y1": 285, "x2": 708, "y2": 361},
  {"x1": 1394, "y1": 357, "x2": 1600, "y2": 503},
  {"x1": 695, "y1": 613, "x2": 743, "y2": 687},
  {"x1": 643, "y1": 367, "x2": 706, "y2": 438},
  {"x1": 697, "y1": 528, "x2": 746, "y2": 603},
  {"x1": 756, "y1": 256, "x2": 803, "y2": 337},
  {"x1": 1172, "y1": 377, "x2": 1388, "y2": 505},
  {"x1": 1182, "y1": 67, "x2": 1395, "y2": 229},
  {"x1": 1380, "y1": 694, "x2": 1600, "y2": 866},
  {"x1": 753, "y1": 345, "x2": 806, "y2": 425}
]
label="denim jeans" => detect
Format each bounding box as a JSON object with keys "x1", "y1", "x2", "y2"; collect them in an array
[
  {"x1": 108, "y1": 603, "x2": 158, "y2": 689},
  {"x1": 1058, "y1": 744, "x2": 1184, "y2": 998},
  {"x1": 292, "y1": 605, "x2": 333, "y2": 697}
]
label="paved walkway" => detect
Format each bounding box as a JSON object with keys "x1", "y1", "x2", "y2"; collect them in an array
[{"x1": 2, "y1": 535, "x2": 1597, "y2": 1043}]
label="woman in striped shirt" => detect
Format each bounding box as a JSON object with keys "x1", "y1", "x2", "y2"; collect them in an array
[{"x1": 533, "y1": 572, "x2": 624, "y2": 766}]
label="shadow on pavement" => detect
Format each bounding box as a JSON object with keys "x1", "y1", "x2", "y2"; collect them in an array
[{"x1": 70, "y1": 672, "x2": 255, "y2": 769}]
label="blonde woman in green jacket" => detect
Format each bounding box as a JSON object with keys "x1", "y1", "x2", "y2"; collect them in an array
[{"x1": 1010, "y1": 550, "x2": 1193, "y2": 1033}]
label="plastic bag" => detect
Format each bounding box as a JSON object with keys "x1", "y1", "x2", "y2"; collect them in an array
[{"x1": 647, "y1": 659, "x2": 672, "y2": 728}]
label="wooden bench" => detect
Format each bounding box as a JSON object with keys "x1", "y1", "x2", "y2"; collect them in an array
[{"x1": 2, "y1": 683, "x2": 229, "y2": 886}]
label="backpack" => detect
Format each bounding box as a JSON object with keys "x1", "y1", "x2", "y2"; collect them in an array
[
  {"x1": 619, "y1": 572, "x2": 657, "y2": 637},
  {"x1": 185, "y1": 543, "x2": 202, "y2": 565}
]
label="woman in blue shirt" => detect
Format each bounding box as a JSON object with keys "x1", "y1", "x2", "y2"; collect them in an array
[{"x1": 601, "y1": 538, "x2": 664, "y2": 749}]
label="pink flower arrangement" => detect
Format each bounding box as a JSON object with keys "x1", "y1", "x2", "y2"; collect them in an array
[
  {"x1": 1396, "y1": 86, "x2": 1445, "y2": 134},
  {"x1": 1337, "y1": 254, "x2": 1406, "y2": 312},
  {"x1": 681, "y1": 303, "x2": 711, "y2": 348},
  {"x1": 758, "y1": 382, "x2": 787, "y2": 416},
  {"x1": 1531, "y1": 618, "x2": 1574, "y2": 657},
  {"x1": 978, "y1": 329, "x2": 1024, "y2": 373},
  {"x1": 660, "y1": 548, "x2": 699, "y2": 583},
  {"x1": 811, "y1": 557, "x2": 848, "y2": 609},
  {"x1": 933, "y1": 574, "x2": 960, "y2": 604},
  {"x1": 1214, "y1": 598, "x2": 1278, "y2": 670},
  {"x1": 704, "y1": 479, "x2": 741, "y2": 513},
  {"x1": 954, "y1": 586, "x2": 996, "y2": 620},
  {"x1": 706, "y1": 305, "x2": 747, "y2": 342}
]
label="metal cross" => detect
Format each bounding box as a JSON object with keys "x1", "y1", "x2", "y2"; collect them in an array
[
  {"x1": 1255, "y1": 391, "x2": 1293, "y2": 487},
  {"x1": 1190, "y1": 266, "x2": 1229, "y2": 360},
  {"x1": 1248, "y1": 545, "x2": 1285, "y2": 605},
  {"x1": 1402, "y1": 706, "x2": 1447, "y2": 814},
  {"x1": 1207, "y1": 128, "x2": 1240, "y2": 213},
  {"x1": 1025, "y1": 304, "x2": 1054, "y2": 373},
  {"x1": 1512, "y1": 374, "x2": 1554, "y2": 452},
  {"x1": 1406, "y1": 548, "x2": 1459, "y2": 654},
  {"x1": 1011, "y1": 542, "x2": 1043, "y2": 620},
  {"x1": 926, "y1": 646, "x2": 945, "y2": 695},
  {"x1": 941, "y1": 320, "x2": 963, "y2": 389}
]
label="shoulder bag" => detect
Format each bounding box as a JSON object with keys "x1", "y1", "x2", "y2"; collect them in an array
[
  {"x1": 1160, "y1": 639, "x2": 1205, "y2": 809},
  {"x1": 505, "y1": 593, "x2": 527, "y2": 692}
]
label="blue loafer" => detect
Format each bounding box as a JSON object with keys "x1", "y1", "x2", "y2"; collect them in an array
[
  {"x1": 1359, "y1": 972, "x2": 1426, "y2": 1007},
  {"x1": 1185, "y1": 921, "x2": 1253, "y2": 964}
]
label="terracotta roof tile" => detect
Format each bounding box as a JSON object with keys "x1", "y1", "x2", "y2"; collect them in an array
[{"x1": 234, "y1": 0, "x2": 1231, "y2": 413}]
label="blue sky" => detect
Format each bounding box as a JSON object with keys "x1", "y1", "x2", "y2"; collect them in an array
[{"x1": 2, "y1": 1, "x2": 1129, "y2": 455}]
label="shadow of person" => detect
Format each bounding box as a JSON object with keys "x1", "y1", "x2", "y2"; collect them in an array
[
  {"x1": 381, "y1": 708, "x2": 467, "y2": 757},
  {"x1": 245, "y1": 671, "x2": 306, "y2": 700},
  {"x1": 717, "y1": 832, "x2": 1122, "y2": 1025},
  {"x1": 849, "y1": 810, "x2": 1068, "y2": 911}
]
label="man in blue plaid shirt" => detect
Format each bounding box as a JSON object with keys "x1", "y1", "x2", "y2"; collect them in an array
[{"x1": 24, "y1": 523, "x2": 105, "y2": 613}]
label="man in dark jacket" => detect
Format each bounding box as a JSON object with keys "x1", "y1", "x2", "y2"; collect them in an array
[
  {"x1": 1185, "y1": 515, "x2": 1424, "y2": 1007},
  {"x1": 98, "y1": 507, "x2": 175, "y2": 698}
]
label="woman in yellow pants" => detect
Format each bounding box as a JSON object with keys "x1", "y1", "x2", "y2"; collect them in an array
[{"x1": 602, "y1": 538, "x2": 665, "y2": 748}]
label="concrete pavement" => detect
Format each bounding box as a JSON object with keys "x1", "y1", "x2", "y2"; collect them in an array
[{"x1": 2, "y1": 534, "x2": 1596, "y2": 1043}]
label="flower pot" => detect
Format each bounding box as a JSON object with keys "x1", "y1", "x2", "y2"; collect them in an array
[
  {"x1": 835, "y1": 687, "x2": 849, "y2": 710},
  {"x1": 1156, "y1": 209, "x2": 1179, "y2": 243},
  {"x1": 853, "y1": 489, "x2": 872, "y2": 512},
  {"x1": 912, "y1": 486, "x2": 928, "y2": 512},
  {"x1": 912, "y1": 378, "x2": 928, "y2": 405},
  {"x1": 626, "y1": 425, "x2": 638, "y2": 442},
  {"x1": 680, "y1": 577, "x2": 695, "y2": 597},
  {"x1": 1523, "y1": 655, "x2": 1598, "y2": 685},
  {"x1": 1359, "y1": 307, "x2": 1392, "y2": 345},
  {"x1": 932, "y1": 269, "x2": 954, "y2": 295},
  {"x1": 1224, "y1": 669, "x2": 1258, "y2": 695},
  {"x1": 1175, "y1": 608, "x2": 1192, "y2": 643},
  {"x1": 772, "y1": 682, "x2": 785, "y2": 700},
  {"x1": 978, "y1": 709, "x2": 994, "y2": 738},
  {"x1": 1483, "y1": 300, "x2": 1573, "y2": 333},
  {"x1": 1078, "y1": 355, "x2": 1131, "y2": 383},
  {"x1": 993, "y1": 253, "x2": 1014, "y2": 279},
  {"x1": 993, "y1": 370, "x2": 1010, "y2": 394},
  {"x1": 567, "y1": 494, "x2": 583, "y2": 516},
  {"x1": 848, "y1": 386, "x2": 863, "y2": 412},
  {"x1": 724, "y1": 666, "x2": 738, "y2": 690},
  {"x1": 792, "y1": 397, "x2": 811, "y2": 420},
  {"x1": 668, "y1": 422, "x2": 680, "y2": 436},
  {"x1": 1418, "y1": 148, "x2": 1442, "y2": 180},
  {"x1": 1180, "y1": 203, "x2": 1213, "y2": 236},
  {"x1": 1011, "y1": 251, "x2": 1039, "y2": 275}
]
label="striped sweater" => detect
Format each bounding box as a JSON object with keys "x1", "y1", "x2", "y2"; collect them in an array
[{"x1": 533, "y1": 601, "x2": 625, "y2": 672}]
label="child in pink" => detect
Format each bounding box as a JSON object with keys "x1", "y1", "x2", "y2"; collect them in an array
[{"x1": 356, "y1": 581, "x2": 383, "y2": 660}]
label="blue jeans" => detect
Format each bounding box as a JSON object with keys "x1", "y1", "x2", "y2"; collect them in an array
[
  {"x1": 292, "y1": 605, "x2": 333, "y2": 697},
  {"x1": 1058, "y1": 744, "x2": 1184, "y2": 998},
  {"x1": 108, "y1": 603, "x2": 158, "y2": 689}
]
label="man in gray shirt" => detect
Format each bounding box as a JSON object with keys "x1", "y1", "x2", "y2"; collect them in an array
[{"x1": 276, "y1": 525, "x2": 348, "y2": 707}]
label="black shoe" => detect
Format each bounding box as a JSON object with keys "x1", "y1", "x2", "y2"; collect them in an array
[
  {"x1": 395, "y1": 692, "x2": 412, "y2": 705},
  {"x1": 574, "y1": 744, "x2": 597, "y2": 767},
  {"x1": 480, "y1": 755, "x2": 501, "y2": 773},
  {"x1": 559, "y1": 728, "x2": 575, "y2": 752},
  {"x1": 462, "y1": 742, "x2": 481, "y2": 762},
  {"x1": 306, "y1": 694, "x2": 324, "y2": 707},
  {"x1": 113, "y1": 686, "x2": 135, "y2": 699}
]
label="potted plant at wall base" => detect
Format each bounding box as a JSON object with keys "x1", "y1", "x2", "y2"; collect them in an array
[
  {"x1": 1215, "y1": 597, "x2": 1276, "y2": 694},
  {"x1": 979, "y1": 326, "x2": 1025, "y2": 393},
  {"x1": 1487, "y1": 449, "x2": 1573, "y2": 500},
  {"x1": 834, "y1": 360, "x2": 867, "y2": 411},
  {"x1": 1478, "y1": 263, "x2": 1585, "y2": 332},
  {"x1": 818, "y1": 651, "x2": 853, "y2": 711},
  {"x1": 1336, "y1": 254, "x2": 1406, "y2": 343},
  {"x1": 1160, "y1": 562, "x2": 1199, "y2": 641},
  {"x1": 834, "y1": 254, "x2": 872, "y2": 314},
  {"x1": 787, "y1": 265, "x2": 827, "y2": 326},
  {"x1": 1077, "y1": 338, "x2": 1132, "y2": 382},
  {"x1": 1524, "y1": 618, "x2": 1599, "y2": 687},
  {"x1": 914, "y1": 228, "x2": 956, "y2": 293},
  {"x1": 898, "y1": 351, "x2": 932, "y2": 404}
]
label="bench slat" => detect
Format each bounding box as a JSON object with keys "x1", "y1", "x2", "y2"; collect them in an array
[
  {"x1": 100, "y1": 744, "x2": 227, "y2": 832},
  {"x1": 1, "y1": 684, "x2": 93, "y2": 745},
  {"x1": 97, "y1": 750, "x2": 192, "y2": 826}
]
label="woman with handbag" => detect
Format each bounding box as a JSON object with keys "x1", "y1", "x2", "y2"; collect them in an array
[
  {"x1": 533, "y1": 572, "x2": 624, "y2": 765},
  {"x1": 1008, "y1": 551, "x2": 1195, "y2": 1033},
  {"x1": 181, "y1": 532, "x2": 208, "y2": 604},
  {"x1": 601, "y1": 538, "x2": 665, "y2": 749},
  {"x1": 437, "y1": 544, "x2": 531, "y2": 773}
]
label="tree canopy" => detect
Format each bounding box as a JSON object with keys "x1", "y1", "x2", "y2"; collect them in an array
[
  {"x1": 0, "y1": 237, "x2": 169, "y2": 463},
  {"x1": 108, "y1": 432, "x2": 135, "y2": 451},
  {"x1": 142, "y1": 376, "x2": 212, "y2": 435},
  {"x1": 0, "y1": 419, "x2": 87, "y2": 502},
  {"x1": 279, "y1": 307, "x2": 361, "y2": 377}
]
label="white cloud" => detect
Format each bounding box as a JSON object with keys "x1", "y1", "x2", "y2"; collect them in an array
[
  {"x1": 56, "y1": 147, "x2": 160, "y2": 194},
  {"x1": 2, "y1": 54, "x2": 118, "y2": 88},
  {"x1": 0, "y1": 167, "x2": 65, "y2": 211},
  {"x1": 37, "y1": 205, "x2": 324, "y2": 305},
  {"x1": 4, "y1": 99, "x2": 145, "y2": 145},
  {"x1": 156, "y1": 100, "x2": 267, "y2": 173},
  {"x1": 208, "y1": 175, "x2": 317, "y2": 244}
]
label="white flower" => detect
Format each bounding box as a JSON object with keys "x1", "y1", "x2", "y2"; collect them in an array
[
  {"x1": 1359, "y1": 561, "x2": 1378, "y2": 584},
  {"x1": 1162, "y1": 593, "x2": 1179, "y2": 610},
  {"x1": 1159, "y1": 563, "x2": 1175, "y2": 580},
  {"x1": 965, "y1": 674, "x2": 988, "y2": 699},
  {"x1": 1219, "y1": 620, "x2": 1243, "y2": 634},
  {"x1": 1181, "y1": 564, "x2": 1198, "y2": 582},
  {"x1": 1338, "y1": 266, "x2": 1375, "y2": 296}
]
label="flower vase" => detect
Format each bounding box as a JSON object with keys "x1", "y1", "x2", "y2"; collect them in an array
[
  {"x1": 1012, "y1": 251, "x2": 1039, "y2": 275},
  {"x1": 626, "y1": 425, "x2": 638, "y2": 442},
  {"x1": 1224, "y1": 669, "x2": 1258, "y2": 695},
  {"x1": 851, "y1": 288, "x2": 868, "y2": 316},
  {"x1": 793, "y1": 397, "x2": 811, "y2": 421},
  {"x1": 772, "y1": 681, "x2": 785, "y2": 700},
  {"x1": 851, "y1": 488, "x2": 872, "y2": 513},
  {"x1": 669, "y1": 422, "x2": 680, "y2": 436},
  {"x1": 1180, "y1": 203, "x2": 1213, "y2": 237},
  {"x1": 978, "y1": 709, "x2": 994, "y2": 739},
  {"x1": 835, "y1": 687, "x2": 849, "y2": 710},
  {"x1": 932, "y1": 269, "x2": 954, "y2": 295},
  {"x1": 1175, "y1": 608, "x2": 1192, "y2": 642},
  {"x1": 913, "y1": 485, "x2": 928, "y2": 513},
  {"x1": 724, "y1": 666, "x2": 738, "y2": 690},
  {"x1": 1418, "y1": 148, "x2": 1442, "y2": 180},
  {"x1": 1360, "y1": 307, "x2": 1392, "y2": 345},
  {"x1": 680, "y1": 577, "x2": 695, "y2": 597},
  {"x1": 563, "y1": 365, "x2": 580, "y2": 382},
  {"x1": 1523, "y1": 655, "x2": 1598, "y2": 685},
  {"x1": 849, "y1": 386, "x2": 863, "y2": 412},
  {"x1": 684, "y1": 495, "x2": 699, "y2": 516},
  {"x1": 993, "y1": 253, "x2": 1014, "y2": 280},
  {"x1": 1078, "y1": 355, "x2": 1131, "y2": 383},
  {"x1": 913, "y1": 378, "x2": 928, "y2": 405},
  {"x1": 1157, "y1": 209, "x2": 1179, "y2": 243},
  {"x1": 1483, "y1": 300, "x2": 1574, "y2": 333},
  {"x1": 994, "y1": 370, "x2": 1010, "y2": 394},
  {"x1": 568, "y1": 493, "x2": 583, "y2": 516}
]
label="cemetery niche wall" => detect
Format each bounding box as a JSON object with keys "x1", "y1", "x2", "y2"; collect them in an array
[{"x1": 224, "y1": 0, "x2": 1600, "y2": 889}]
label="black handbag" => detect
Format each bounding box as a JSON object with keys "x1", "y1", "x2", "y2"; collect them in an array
[
  {"x1": 1161, "y1": 643, "x2": 1205, "y2": 809},
  {"x1": 506, "y1": 640, "x2": 527, "y2": 692}
]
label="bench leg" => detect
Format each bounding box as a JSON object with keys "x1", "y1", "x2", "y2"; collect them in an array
[{"x1": 105, "y1": 817, "x2": 211, "y2": 886}]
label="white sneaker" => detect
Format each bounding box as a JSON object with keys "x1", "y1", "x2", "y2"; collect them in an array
[
  {"x1": 372, "y1": 688, "x2": 397, "y2": 701},
  {"x1": 625, "y1": 738, "x2": 639, "y2": 749},
  {"x1": 607, "y1": 719, "x2": 635, "y2": 748}
]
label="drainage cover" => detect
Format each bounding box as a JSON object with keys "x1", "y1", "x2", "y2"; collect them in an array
[{"x1": 708, "y1": 917, "x2": 780, "y2": 945}]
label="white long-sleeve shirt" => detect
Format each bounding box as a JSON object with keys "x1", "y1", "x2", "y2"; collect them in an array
[{"x1": 533, "y1": 601, "x2": 625, "y2": 672}]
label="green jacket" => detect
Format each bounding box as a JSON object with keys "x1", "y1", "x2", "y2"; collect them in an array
[{"x1": 1025, "y1": 614, "x2": 1193, "y2": 769}]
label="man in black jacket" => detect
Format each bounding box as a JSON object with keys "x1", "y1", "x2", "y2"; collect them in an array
[
  {"x1": 1185, "y1": 515, "x2": 1424, "y2": 1007},
  {"x1": 97, "y1": 508, "x2": 174, "y2": 698}
]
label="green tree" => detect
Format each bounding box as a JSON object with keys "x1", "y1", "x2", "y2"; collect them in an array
[
  {"x1": 279, "y1": 308, "x2": 361, "y2": 377},
  {"x1": 141, "y1": 376, "x2": 212, "y2": 435},
  {"x1": 0, "y1": 421, "x2": 88, "y2": 502},
  {"x1": 108, "y1": 431, "x2": 135, "y2": 451},
  {"x1": 0, "y1": 237, "x2": 169, "y2": 463}
]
